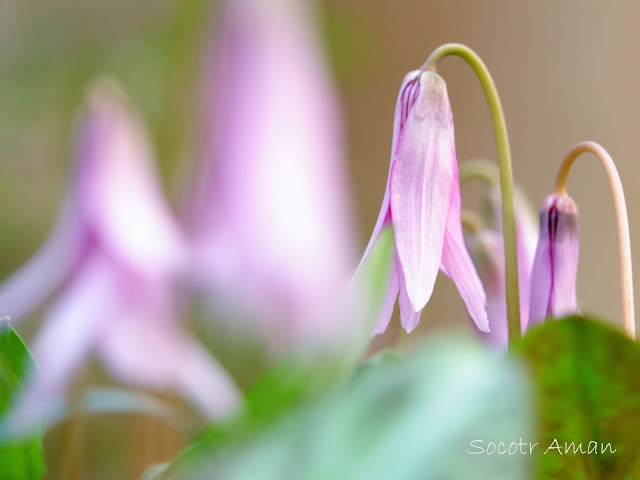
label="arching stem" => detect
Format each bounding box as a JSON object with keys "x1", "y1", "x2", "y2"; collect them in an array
[
  {"x1": 423, "y1": 43, "x2": 521, "y2": 347},
  {"x1": 555, "y1": 141, "x2": 635, "y2": 339},
  {"x1": 459, "y1": 159, "x2": 500, "y2": 186},
  {"x1": 461, "y1": 209, "x2": 486, "y2": 234}
]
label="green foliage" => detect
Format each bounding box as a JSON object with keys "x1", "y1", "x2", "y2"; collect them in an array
[
  {"x1": 0, "y1": 320, "x2": 46, "y2": 480},
  {"x1": 162, "y1": 338, "x2": 533, "y2": 480},
  {"x1": 516, "y1": 315, "x2": 640, "y2": 479}
]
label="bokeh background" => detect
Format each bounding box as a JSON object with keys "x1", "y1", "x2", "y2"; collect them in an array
[{"x1": 0, "y1": 1, "x2": 638, "y2": 478}]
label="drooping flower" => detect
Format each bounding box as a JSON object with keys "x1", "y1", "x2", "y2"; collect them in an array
[
  {"x1": 187, "y1": 0, "x2": 357, "y2": 352},
  {"x1": 359, "y1": 70, "x2": 488, "y2": 334},
  {"x1": 1, "y1": 81, "x2": 239, "y2": 421},
  {"x1": 528, "y1": 194, "x2": 580, "y2": 324},
  {"x1": 465, "y1": 231, "x2": 508, "y2": 346},
  {"x1": 465, "y1": 187, "x2": 538, "y2": 347},
  {"x1": 487, "y1": 187, "x2": 539, "y2": 327}
]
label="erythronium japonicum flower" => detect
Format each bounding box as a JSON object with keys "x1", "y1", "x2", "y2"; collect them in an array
[
  {"x1": 465, "y1": 230, "x2": 507, "y2": 346},
  {"x1": 188, "y1": 0, "x2": 357, "y2": 353},
  {"x1": 461, "y1": 179, "x2": 538, "y2": 347},
  {"x1": 531, "y1": 141, "x2": 636, "y2": 339},
  {"x1": 488, "y1": 187, "x2": 539, "y2": 328},
  {"x1": 528, "y1": 194, "x2": 580, "y2": 325},
  {"x1": 360, "y1": 69, "x2": 488, "y2": 334},
  {"x1": 0, "y1": 81, "x2": 239, "y2": 423},
  {"x1": 464, "y1": 189, "x2": 538, "y2": 347}
]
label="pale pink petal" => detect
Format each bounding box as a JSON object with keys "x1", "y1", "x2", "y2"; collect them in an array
[
  {"x1": 10, "y1": 254, "x2": 118, "y2": 429},
  {"x1": 372, "y1": 260, "x2": 399, "y2": 335},
  {"x1": 75, "y1": 82, "x2": 187, "y2": 278},
  {"x1": 355, "y1": 198, "x2": 392, "y2": 278},
  {"x1": 357, "y1": 71, "x2": 422, "y2": 273},
  {"x1": 0, "y1": 198, "x2": 86, "y2": 322},
  {"x1": 396, "y1": 254, "x2": 422, "y2": 333},
  {"x1": 357, "y1": 72, "x2": 424, "y2": 333},
  {"x1": 465, "y1": 231, "x2": 507, "y2": 346},
  {"x1": 97, "y1": 313, "x2": 240, "y2": 420},
  {"x1": 390, "y1": 72, "x2": 455, "y2": 312},
  {"x1": 441, "y1": 187, "x2": 488, "y2": 332},
  {"x1": 488, "y1": 186, "x2": 538, "y2": 329},
  {"x1": 188, "y1": 0, "x2": 356, "y2": 349}
]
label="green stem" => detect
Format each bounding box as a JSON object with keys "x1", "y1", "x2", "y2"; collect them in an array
[{"x1": 423, "y1": 43, "x2": 521, "y2": 348}]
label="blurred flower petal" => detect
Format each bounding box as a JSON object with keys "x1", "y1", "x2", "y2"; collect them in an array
[
  {"x1": 6, "y1": 82, "x2": 239, "y2": 424},
  {"x1": 76, "y1": 82, "x2": 187, "y2": 276},
  {"x1": 466, "y1": 231, "x2": 508, "y2": 346},
  {"x1": 487, "y1": 186, "x2": 538, "y2": 330},
  {"x1": 189, "y1": 0, "x2": 356, "y2": 350},
  {"x1": 9, "y1": 254, "x2": 118, "y2": 429},
  {"x1": 97, "y1": 304, "x2": 239, "y2": 419},
  {"x1": 0, "y1": 199, "x2": 86, "y2": 321}
]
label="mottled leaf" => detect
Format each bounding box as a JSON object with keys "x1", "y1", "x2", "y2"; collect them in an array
[{"x1": 516, "y1": 315, "x2": 640, "y2": 479}]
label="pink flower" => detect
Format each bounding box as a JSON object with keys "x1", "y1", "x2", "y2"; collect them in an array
[
  {"x1": 1, "y1": 81, "x2": 239, "y2": 421},
  {"x1": 187, "y1": 0, "x2": 357, "y2": 351},
  {"x1": 467, "y1": 188, "x2": 538, "y2": 347},
  {"x1": 528, "y1": 194, "x2": 580, "y2": 324},
  {"x1": 465, "y1": 231, "x2": 507, "y2": 346},
  {"x1": 360, "y1": 70, "x2": 487, "y2": 334}
]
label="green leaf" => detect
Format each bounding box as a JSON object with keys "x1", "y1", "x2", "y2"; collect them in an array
[
  {"x1": 515, "y1": 315, "x2": 640, "y2": 479},
  {"x1": 0, "y1": 319, "x2": 46, "y2": 480},
  {"x1": 164, "y1": 338, "x2": 534, "y2": 480}
]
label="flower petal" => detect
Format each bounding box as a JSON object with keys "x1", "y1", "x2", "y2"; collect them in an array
[
  {"x1": 356, "y1": 194, "x2": 391, "y2": 276},
  {"x1": 0, "y1": 198, "x2": 86, "y2": 322},
  {"x1": 98, "y1": 313, "x2": 240, "y2": 420},
  {"x1": 9, "y1": 254, "x2": 117, "y2": 430},
  {"x1": 441, "y1": 187, "x2": 489, "y2": 332},
  {"x1": 372, "y1": 259, "x2": 398, "y2": 335},
  {"x1": 189, "y1": 0, "x2": 356, "y2": 350},
  {"x1": 466, "y1": 231, "x2": 507, "y2": 346},
  {"x1": 76, "y1": 82, "x2": 187, "y2": 278},
  {"x1": 390, "y1": 72, "x2": 455, "y2": 312},
  {"x1": 488, "y1": 186, "x2": 538, "y2": 329},
  {"x1": 396, "y1": 254, "x2": 422, "y2": 333}
]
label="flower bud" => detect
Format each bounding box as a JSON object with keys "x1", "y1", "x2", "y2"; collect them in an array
[{"x1": 528, "y1": 194, "x2": 579, "y2": 324}]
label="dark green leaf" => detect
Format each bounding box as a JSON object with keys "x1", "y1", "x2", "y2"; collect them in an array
[{"x1": 515, "y1": 315, "x2": 640, "y2": 479}]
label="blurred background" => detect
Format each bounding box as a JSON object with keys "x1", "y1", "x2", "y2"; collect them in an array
[{"x1": 0, "y1": 0, "x2": 638, "y2": 478}]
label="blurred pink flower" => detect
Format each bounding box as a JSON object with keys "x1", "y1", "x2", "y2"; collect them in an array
[
  {"x1": 188, "y1": 0, "x2": 357, "y2": 351},
  {"x1": 1, "y1": 82, "x2": 239, "y2": 420},
  {"x1": 528, "y1": 194, "x2": 580, "y2": 324},
  {"x1": 359, "y1": 70, "x2": 487, "y2": 334},
  {"x1": 465, "y1": 231, "x2": 508, "y2": 346},
  {"x1": 466, "y1": 188, "x2": 538, "y2": 347}
]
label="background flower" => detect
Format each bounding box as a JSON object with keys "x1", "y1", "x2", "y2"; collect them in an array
[
  {"x1": 0, "y1": 1, "x2": 638, "y2": 478},
  {"x1": 187, "y1": 0, "x2": 358, "y2": 366},
  {"x1": 3, "y1": 82, "x2": 239, "y2": 425}
]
